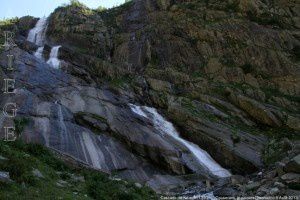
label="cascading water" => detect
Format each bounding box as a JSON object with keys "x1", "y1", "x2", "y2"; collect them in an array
[
  {"x1": 34, "y1": 46, "x2": 44, "y2": 59},
  {"x1": 27, "y1": 17, "x2": 62, "y2": 68},
  {"x1": 27, "y1": 17, "x2": 48, "y2": 46},
  {"x1": 27, "y1": 17, "x2": 48, "y2": 59},
  {"x1": 130, "y1": 104, "x2": 231, "y2": 178},
  {"x1": 47, "y1": 46, "x2": 61, "y2": 69},
  {"x1": 57, "y1": 104, "x2": 68, "y2": 149}
]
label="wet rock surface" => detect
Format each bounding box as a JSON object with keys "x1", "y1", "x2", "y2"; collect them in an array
[{"x1": 0, "y1": 0, "x2": 299, "y2": 196}]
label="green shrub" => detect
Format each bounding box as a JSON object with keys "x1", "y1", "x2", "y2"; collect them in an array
[
  {"x1": 231, "y1": 129, "x2": 241, "y2": 144},
  {"x1": 14, "y1": 117, "x2": 30, "y2": 136},
  {"x1": 85, "y1": 172, "x2": 156, "y2": 200},
  {"x1": 69, "y1": 0, "x2": 84, "y2": 7},
  {"x1": 25, "y1": 143, "x2": 67, "y2": 171},
  {"x1": 241, "y1": 63, "x2": 254, "y2": 74},
  {"x1": 0, "y1": 151, "x2": 36, "y2": 185},
  {"x1": 226, "y1": 1, "x2": 240, "y2": 12}
]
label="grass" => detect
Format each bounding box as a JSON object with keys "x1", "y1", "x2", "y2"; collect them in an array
[
  {"x1": 0, "y1": 140, "x2": 157, "y2": 200},
  {"x1": 109, "y1": 75, "x2": 133, "y2": 89},
  {"x1": 230, "y1": 128, "x2": 241, "y2": 145},
  {"x1": 180, "y1": 98, "x2": 219, "y2": 122},
  {"x1": 14, "y1": 117, "x2": 30, "y2": 136},
  {"x1": 261, "y1": 87, "x2": 300, "y2": 104},
  {"x1": 0, "y1": 18, "x2": 18, "y2": 52}
]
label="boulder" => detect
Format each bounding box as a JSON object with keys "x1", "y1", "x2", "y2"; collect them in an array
[
  {"x1": 0, "y1": 171, "x2": 13, "y2": 183},
  {"x1": 281, "y1": 173, "x2": 300, "y2": 184},
  {"x1": 245, "y1": 181, "x2": 261, "y2": 191},
  {"x1": 231, "y1": 175, "x2": 247, "y2": 185},
  {"x1": 56, "y1": 180, "x2": 69, "y2": 188},
  {"x1": 286, "y1": 116, "x2": 300, "y2": 131},
  {"x1": 269, "y1": 187, "x2": 280, "y2": 195},
  {"x1": 32, "y1": 168, "x2": 44, "y2": 179},
  {"x1": 147, "y1": 78, "x2": 172, "y2": 93},
  {"x1": 75, "y1": 112, "x2": 109, "y2": 132},
  {"x1": 214, "y1": 187, "x2": 239, "y2": 197},
  {"x1": 71, "y1": 174, "x2": 85, "y2": 182},
  {"x1": 0, "y1": 155, "x2": 7, "y2": 161},
  {"x1": 244, "y1": 74, "x2": 259, "y2": 88},
  {"x1": 285, "y1": 154, "x2": 300, "y2": 173}
]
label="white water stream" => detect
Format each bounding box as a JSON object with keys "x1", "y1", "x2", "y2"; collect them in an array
[
  {"x1": 34, "y1": 46, "x2": 44, "y2": 59},
  {"x1": 47, "y1": 46, "x2": 61, "y2": 69},
  {"x1": 130, "y1": 104, "x2": 231, "y2": 178},
  {"x1": 27, "y1": 17, "x2": 48, "y2": 46},
  {"x1": 27, "y1": 17, "x2": 62, "y2": 68}
]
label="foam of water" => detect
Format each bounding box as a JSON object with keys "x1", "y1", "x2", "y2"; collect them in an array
[
  {"x1": 27, "y1": 17, "x2": 48, "y2": 46},
  {"x1": 130, "y1": 104, "x2": 231, "y2": 178},
  {"x1": 34, "y1": 46, "x2": 44, "y2": 60},
  {"x1": 47, "y1": 46, "x2": 61, "y2": 69}
]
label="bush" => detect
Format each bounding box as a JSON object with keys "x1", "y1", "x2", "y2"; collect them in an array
[
  {"x1": 85, "y1": 172, "x2": 156, "y2": 200},
  {"x1": 69, "y1": 0, "x2": 84, "y2": 7},
  {"x1": 0, "y1": 152, "x2": 37, "y2": 185},
  {"x1": 241, "y1": 63, "x2": 254, "y2": 74},
  {"x1": 231, "y1": 129, "x2": 241, "y2": 144},
  {"x1": 14, "y1": 117, "x2": 30, "y2": 136},
  {"x1": 25, "y1": 143, "x2": 67, "y2": 171}
]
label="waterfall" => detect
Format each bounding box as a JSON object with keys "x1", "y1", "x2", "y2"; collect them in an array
[
  {"x1": 57, "y1": 104, "x2": 68, "y2": 150},
  {"x1": 27, "y1": 17, "x2": 48, "y2": 46},
  {"x1": 27, "y1": 17, "x2": 63, "y2": 68},
  {"x1": 130, "y1": 104, "x2": 231, "y2": 178},
  {"x1": 34, "y1": 46, "x2": 44, "y2": 60},
  {"x1": 47, "y1": 46, "x2": 61, "y2": 69},
  {"x1": 27, "y1": 17, "x2": 48, "y2": 59}
]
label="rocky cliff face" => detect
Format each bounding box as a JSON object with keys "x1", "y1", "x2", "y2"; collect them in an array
[{"x1": 0, "y1": 0, "x2": 299, "y2": 197}]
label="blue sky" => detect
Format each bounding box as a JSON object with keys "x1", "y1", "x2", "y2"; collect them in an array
[{"x1": 0, "y1": 0, "x2": 126, "y2": 19}]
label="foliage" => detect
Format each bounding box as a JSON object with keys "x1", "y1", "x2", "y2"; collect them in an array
[
  {"x1": 241, "y1": 63, "x2": 255, "y2": 74},
  {"x1": 97, "y1": 6, "x2": 107, "y2": 12},
  {"x1": 14, "y1": 117, "x2": 30, "y2": 136},
  {"x1": 0, "y1": 18, "x2": 18, "y2": 52},
  {"x1": 262, "y1": 139, "x2": 285, "y2": 165},
  {"x1": 0, "y1": 140, "x2": 156, "y2": 199},
  {"x1": 226, "y1": 0, "x2": 240, "y2": 12},
  {"x1": 85, "y1": 172, "x2": 156, "y2": 200},
  {"x1": 230, "y1": 128, "x2": 241, "y2": 145},
  {"x1": 247, "y1": 11, "x2": 282, "y2": 27},
  {"x1": 69, "y1": 0, "x2": 85, "y2": 7}
]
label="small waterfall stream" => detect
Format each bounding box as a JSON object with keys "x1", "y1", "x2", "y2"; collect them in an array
[
  {"x1": 57, "y1": 104, "x2": 68, "y2": 150},
  {"x1": 130, "y1": 104, "x2": 231, "y2": 178},
  {"x1": 27, "y1": 17, "x2": 47, "y2": 60},
  {"x1": 34, "y1": 46, "x2": 44, "y2": 59},
  {"x1": 47, "y1": 46, "x2": 61, "y2": 69},
  {"x1": 27, "y1": 17, "x2": 62, "y2": 68},
  {"x1": 27, "y1": 17, "x2": 48, "y2": 46}
]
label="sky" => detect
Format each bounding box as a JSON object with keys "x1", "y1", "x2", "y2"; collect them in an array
[{"x1": 0, "y1": 0, "x2": 126, "y2": 19}]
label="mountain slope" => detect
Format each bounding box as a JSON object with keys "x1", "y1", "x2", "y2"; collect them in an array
[{"x1": 0, "y1": 0, "x2": 299, "y2": 198}]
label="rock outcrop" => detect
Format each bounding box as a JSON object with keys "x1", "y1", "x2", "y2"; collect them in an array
[{"x1": 0, "y1": 0, "x2": 299, "y2": 196}]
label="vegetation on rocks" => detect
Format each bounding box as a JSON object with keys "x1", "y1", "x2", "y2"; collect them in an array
[
  {"x1": 0, "y1": 140, "x2": 156, "y2": 200},
  {"x1": 0, "y1": 0, "x2": 299, "y2": 197}
]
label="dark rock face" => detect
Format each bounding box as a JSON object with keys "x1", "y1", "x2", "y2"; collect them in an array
[
  {"x1": 1, "y1": 0, "x2": 299, "y2": 196},
  {"x1": 0, "y1": 47, "x2": 222, "y2": 193}
]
